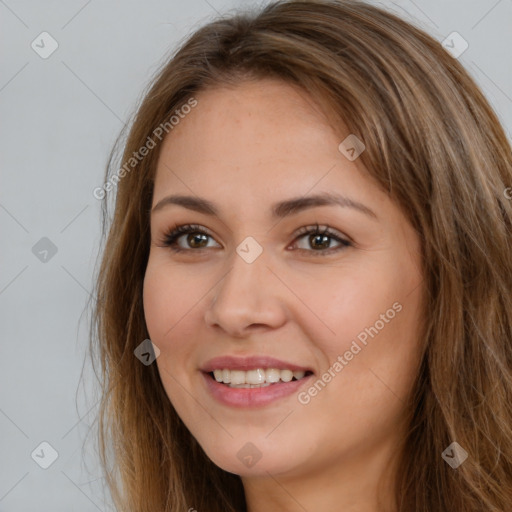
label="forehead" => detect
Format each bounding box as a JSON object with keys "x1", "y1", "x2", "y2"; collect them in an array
[{"x1": 153, "y1": 79, "x2": 365, "y2": 193}]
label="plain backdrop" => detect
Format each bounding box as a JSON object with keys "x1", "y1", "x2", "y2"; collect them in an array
[{"x1": 1, "y1": 0, "x2": 511, "y2": 510}]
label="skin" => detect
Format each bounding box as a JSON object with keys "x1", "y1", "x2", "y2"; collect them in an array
[{"x1": 143, "y1": 78, "x2": 425, "y2": 512}]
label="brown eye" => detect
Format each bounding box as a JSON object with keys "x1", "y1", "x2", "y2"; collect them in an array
[
  {"x1": 186, "y1": 232, "x2": 209, "y2": 248},
  {"x1": 160, "y1": 224, "x2": 220, "y2": 252},
  {"x1": 291, "y1": 224, "x2": 352, "y2": 256},
  {"x1": 159, "y1": 223, "x2": 351, "y2": 256}
]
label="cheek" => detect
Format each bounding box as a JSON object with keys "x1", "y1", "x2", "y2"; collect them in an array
[
  {"x1": 295, "y1": 288, "x2": 422, "y2": 462},
  {"x1": 298, "y1": 255, "x2": 423, "y2": 404},
  {"x1": 142, "y1": 259, "x2": 198, "y2": 342},
  {"x1": 142, "y1": 259, "x2": 208, "y2": 371},
  {"x1": 142, "y1": 263, "x2": 196, "y2": 401},
  {"x1": 143, "y1": 263, "x2": 201, "y2": 419},
  {"x1": 295, "y1": 262, "x2": 406, "y2": 354},
  {"x1": 143, "y1": 267, "x2": 171, "y2": 342}
]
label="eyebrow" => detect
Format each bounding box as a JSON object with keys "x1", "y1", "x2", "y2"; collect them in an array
[{"x1": 151, "y1": 192, "x2": 377, "y2": 220}]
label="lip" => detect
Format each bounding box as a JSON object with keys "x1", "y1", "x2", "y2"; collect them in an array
[
  {"x1": 200, "y1": 355, "x2": 315, "y2": 408},
  {"x1": 201, "y1": 371, "x2": 314, "y2": 408},
  {"x1": 201, "y1": 355, "x2": 313, "y2": 373}
]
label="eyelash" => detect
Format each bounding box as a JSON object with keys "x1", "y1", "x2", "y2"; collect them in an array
[{"x1": 158, "y1": 223, "x2": 352, "y2": 256}]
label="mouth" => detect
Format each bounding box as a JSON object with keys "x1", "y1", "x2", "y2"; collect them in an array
[
  {"x1": 200, "y1": 355, "x2": 315, "y2": 407},
  {"x1": 206, "y1": 368, "x2": 315, "y2": 388},
  {"x1": 201, "y1": 367, "x2": 315, "y2": 408}
]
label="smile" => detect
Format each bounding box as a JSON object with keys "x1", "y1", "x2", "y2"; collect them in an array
[
  {"x1": 202, "y1": 369, "x2": 314, "y2": 407},
  {"x1": 210, "y1": 368, "x2": 311, "y2": 387}
]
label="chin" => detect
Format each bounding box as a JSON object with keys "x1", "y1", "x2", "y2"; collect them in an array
[{"x1": 197, "y1": 434, "x2": 313, "y2": 477}]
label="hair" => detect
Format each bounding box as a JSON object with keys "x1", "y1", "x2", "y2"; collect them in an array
[{"x1": 88, "y1": 0, "x2": 512, "y2": 510}]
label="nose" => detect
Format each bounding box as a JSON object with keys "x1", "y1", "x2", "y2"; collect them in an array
[{"x1": 203, "y1": 249, "x2": 288, "y2": 338}]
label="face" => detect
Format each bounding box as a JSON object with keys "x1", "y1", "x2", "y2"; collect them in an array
[{"x1": 143, "y1": 79, "x2": 424, "y2": 482}]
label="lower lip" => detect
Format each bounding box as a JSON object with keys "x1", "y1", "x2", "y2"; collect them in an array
[{"x1": 201, "y1": 372, "x2": 314, "y2": 408}]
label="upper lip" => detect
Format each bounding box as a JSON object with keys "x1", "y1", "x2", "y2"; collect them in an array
[{"x1": 201, "y1": 355, "x2": 313, "y2": 373}]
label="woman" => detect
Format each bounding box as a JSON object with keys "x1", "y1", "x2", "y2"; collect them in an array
[{"x1": 90, "y1": 0, "x2": 512, "y2": 510}]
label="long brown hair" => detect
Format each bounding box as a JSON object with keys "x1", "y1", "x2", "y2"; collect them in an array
[{"x1": 88, "y1": 1, "x2": 512, "y2": 510}]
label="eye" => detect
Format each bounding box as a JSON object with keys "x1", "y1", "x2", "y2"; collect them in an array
[
  {"x1": 157, "y1": 222, "x2": 352, "y2": 256},
  {"x1": 290, "y1": 223, "x2": 352, "y2": 256},
  {"x1": 158, "y1": 223, "x2": 220, "y2": 252}
]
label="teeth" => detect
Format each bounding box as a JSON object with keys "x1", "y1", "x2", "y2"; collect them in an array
[
  {"x1": 211, "y1": 368, "x2": 307, "y2": 386},
  {"x1": 281, "y1": 369, "x2": 293, "y2": 382},
  {"x1": 230, "y1": 370, "x2": 246, "y2": 385},
  {"x1": 266, "y1": 368, "x2": 281, "y2": 383},
  {"x1": 247, "y1": 369, "x2": 266, "y2": 384}
]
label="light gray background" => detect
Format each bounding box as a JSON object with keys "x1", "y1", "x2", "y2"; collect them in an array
[{"x1": 1, "y1": 0, "x2": 511, "y2": 510}]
